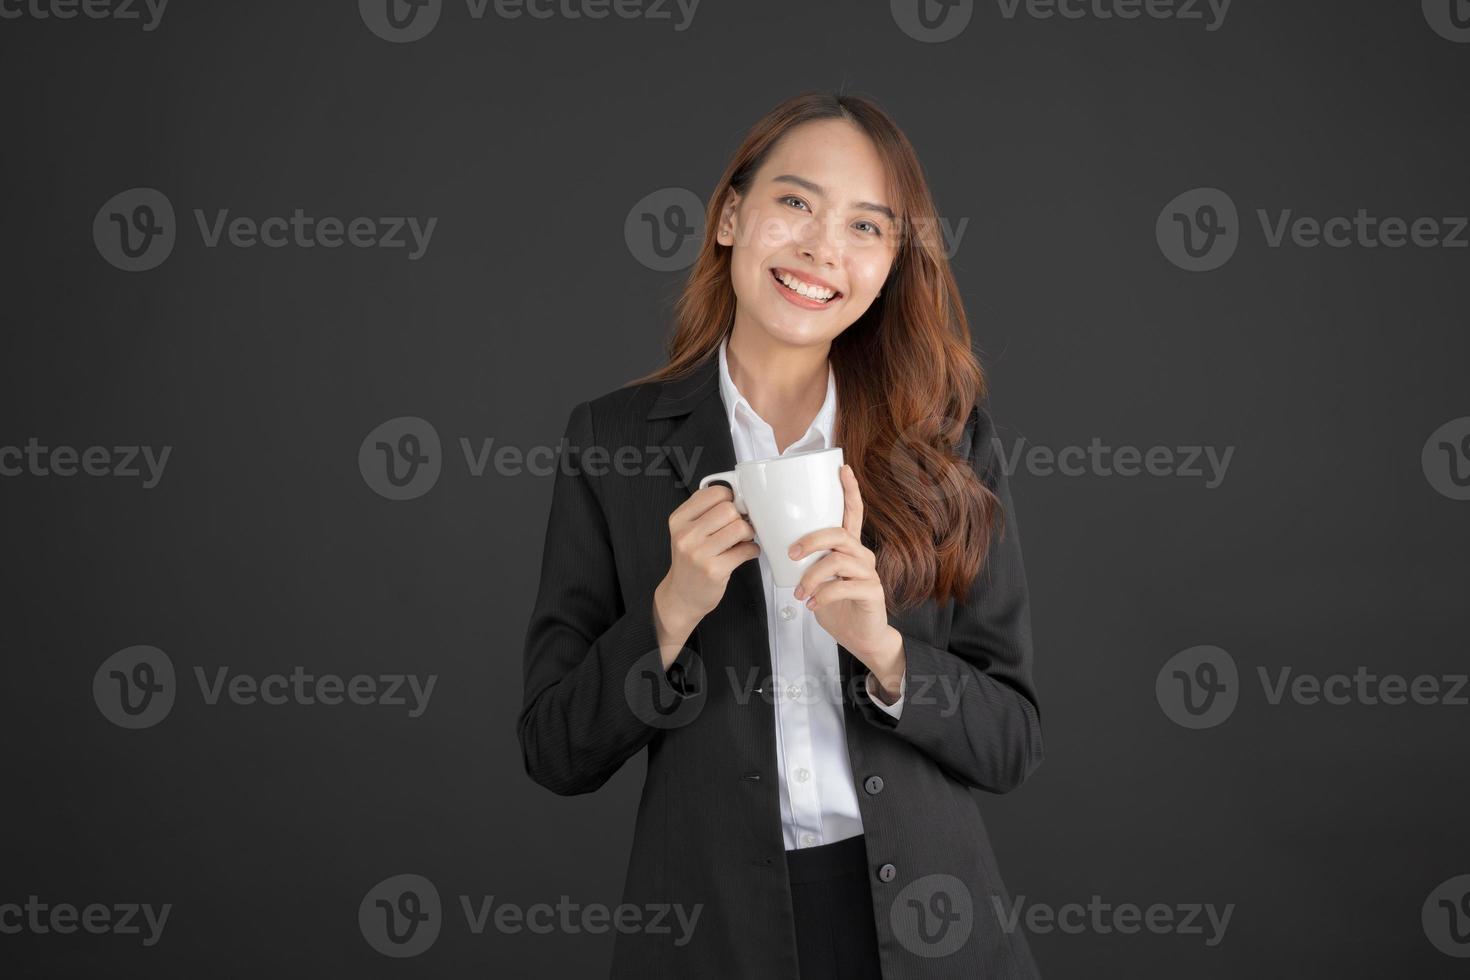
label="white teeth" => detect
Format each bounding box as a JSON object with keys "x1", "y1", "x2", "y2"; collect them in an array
[{"x1": 775, "y1": 270, "x2": 836, "y2": 301}]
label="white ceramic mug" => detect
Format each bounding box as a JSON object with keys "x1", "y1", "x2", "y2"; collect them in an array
[{"x1": 697, "y1": 447, "x2": 844, "y2": 588}]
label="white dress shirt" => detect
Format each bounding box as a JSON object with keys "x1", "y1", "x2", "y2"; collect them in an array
[{"x1": 716, "y1": 337, "x2": 903, "y2": 852}]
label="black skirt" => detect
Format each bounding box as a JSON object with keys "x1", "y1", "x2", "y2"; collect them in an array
[{"x1": 784, "y1": 834, "x2": 884, "y2": 980}]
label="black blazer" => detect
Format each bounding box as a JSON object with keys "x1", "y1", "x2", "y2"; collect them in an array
[{"x1": 518, "y1": 353, "x2": 1044, "y2": 979}]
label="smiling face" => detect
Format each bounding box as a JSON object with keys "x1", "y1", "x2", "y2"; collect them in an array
[{"x1": 717, "y1": 118, "x2": 901, "y2": 352}]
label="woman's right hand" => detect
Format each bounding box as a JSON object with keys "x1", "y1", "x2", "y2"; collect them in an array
[{"x1": 653, "y1": 484, "x2": 761, "y2": 666}]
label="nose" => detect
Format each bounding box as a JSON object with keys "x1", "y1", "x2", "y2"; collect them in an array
[{"x1": 794, "y1": 213, "x2": 841, "y2": 268}]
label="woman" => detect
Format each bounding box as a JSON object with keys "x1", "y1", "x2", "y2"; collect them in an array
[{"x1": 519, "y1": 90, "x2": 1044, "y2": 979}]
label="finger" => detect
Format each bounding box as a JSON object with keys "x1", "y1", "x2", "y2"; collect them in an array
[
  {"x1": 788, "y1": 527, "x2": 873, "y2": 564},
  {"x1": 840, "y1": 463, "x2": 864, "y2": 539},
  {"x1": 805, "y1": 578, "x2": 878, "y2": 610},
  {"x1": 691, "y1": 499, "x2": 748, "y2": 538},
  {"x1": 713, "y1": 540, "x2": 761, "y2": 575},
  {"x1": 795, "y1": 552, "x2": 874, "y2": 599},
  {"x1": 699, "y1": 514, "x2": 757, "y2": 559},
  {"x1": 674, "y1": 484, "x2": 734, "y2": 525}
]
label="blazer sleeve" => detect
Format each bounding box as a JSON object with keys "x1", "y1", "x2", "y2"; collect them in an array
[
  {"x1": 856, "y1": 404, "x2": 1044, "y2": 794},
  {"x1": 517, "y1": 399, "x2": 701, "y2": 796}
]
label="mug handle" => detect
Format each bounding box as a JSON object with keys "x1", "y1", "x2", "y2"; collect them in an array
[{"x1": 697, "y1": 470, "x2": 747, "y2": 514}]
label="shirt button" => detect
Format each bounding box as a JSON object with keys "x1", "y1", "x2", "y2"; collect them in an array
[
  {"x1": 801, "y1": 834, "x2": 817, "y2": 847},
  {"x1": 786, "y1": 684, "x2": 801, "y2": 700},
  {"x1": 779, "y1": 604, "x2": 797, "y2": 621},
  {"x1": 795, "y1": 768, "x2": 810, "y2": 783},
  {"x1": 877, "y1": 863, "x2": 898, "y2": 882}
]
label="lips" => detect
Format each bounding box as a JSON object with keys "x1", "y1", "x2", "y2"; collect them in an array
[{"x1": 769, "y1": 267, "x2": 843, "y2": 304}]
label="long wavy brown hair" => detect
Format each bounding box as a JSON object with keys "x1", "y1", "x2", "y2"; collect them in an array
[{"x1": 628, "y1": 90, "x2": 1001, "y2": 612}]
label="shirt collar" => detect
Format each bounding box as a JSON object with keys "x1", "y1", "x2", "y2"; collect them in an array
[{"x1": 717, "y1": 335, "x2": 837, "y2": 451}]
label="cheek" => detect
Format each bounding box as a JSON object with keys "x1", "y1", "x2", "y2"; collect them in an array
[
  {"x1": 848, "y1": 251, "x2": 895, "y2": 297},
  {"x1": 743, "y1": 204, "x2": 822, "y2": 253},
  {"x1": 751, "y1": 211, "x2": 800, "y2": 251}
]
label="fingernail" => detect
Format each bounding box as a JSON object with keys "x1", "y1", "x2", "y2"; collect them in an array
[{"x1": 789, "y1": 544, "x2": 802, "y2": 558}]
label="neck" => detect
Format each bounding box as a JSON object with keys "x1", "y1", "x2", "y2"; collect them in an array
[{"x1": 725, "y1": 321, "x2": 831, "y2": 453}]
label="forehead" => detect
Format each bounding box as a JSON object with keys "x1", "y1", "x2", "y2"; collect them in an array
[{"x1": 754, "y1": 119, "x2": 895, "y2": 208}]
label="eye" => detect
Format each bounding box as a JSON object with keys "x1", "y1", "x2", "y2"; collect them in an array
[
  {"x1": 779, "y1": 195, "x2": 811, "y2": 212},
  {"x1": 854, "y1": 220, "x2": 882, "y2": 237}
]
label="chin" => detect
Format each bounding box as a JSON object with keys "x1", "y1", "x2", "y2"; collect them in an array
[{"x1": 760, "y1": 316, "x2": 838, "y2": 348}]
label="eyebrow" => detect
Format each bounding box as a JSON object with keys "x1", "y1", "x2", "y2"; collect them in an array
[{"x1": 771, "y1": 174, "x2": 896, "y2": 223}]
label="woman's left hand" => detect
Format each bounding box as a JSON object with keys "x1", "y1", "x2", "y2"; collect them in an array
[{"x1": 791, "y1": 464, "x2": 905, "y2": 698}]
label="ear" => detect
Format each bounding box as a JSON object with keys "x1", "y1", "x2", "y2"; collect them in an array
[{"x1": 716, "y1": 190, "x2": 742, "y2": 244}]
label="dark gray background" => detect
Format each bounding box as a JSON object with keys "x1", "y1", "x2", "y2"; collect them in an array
[{"x1": 2, "y1": 0, "x2": 1467, "y2": 976}]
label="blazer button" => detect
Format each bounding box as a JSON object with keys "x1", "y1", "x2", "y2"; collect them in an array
[
  {"x1": 863, "y1": 775, "x2": 884, "y2": 795},
  {"x1": 877, "y1": 863, "x2": 897, "y2": 883}
]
